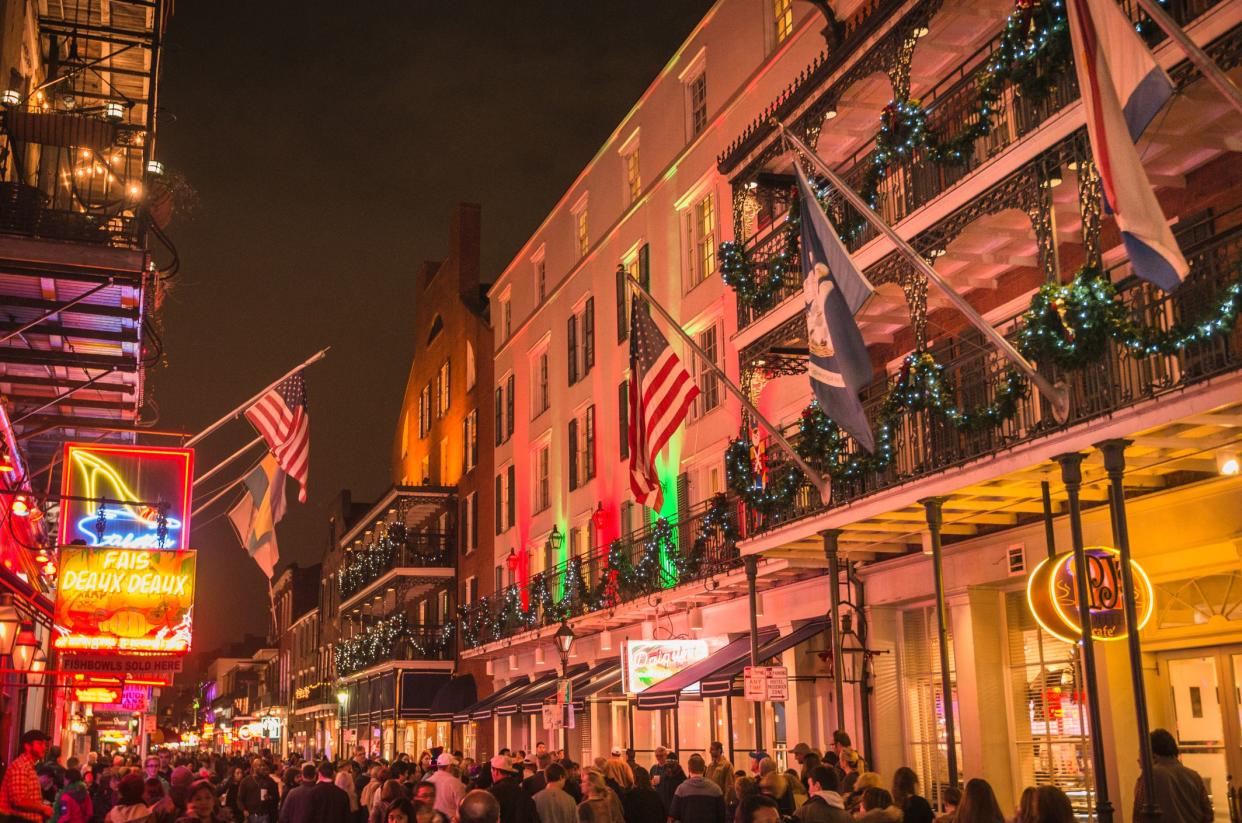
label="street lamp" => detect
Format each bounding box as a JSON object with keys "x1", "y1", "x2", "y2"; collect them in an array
[
  {"x1": 553, "y1": 622, "x2": 575, "y2": 754},
  {"x1": 0, "y1": 597, "x2": 20, "y2": 657},
  {"x1": 12, "y1": 622, "x2": 38, "y2": 672}
]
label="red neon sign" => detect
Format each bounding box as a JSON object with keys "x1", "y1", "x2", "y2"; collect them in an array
[{"x1": 59, "y1": 444, "x2": 194, "y2": 549}]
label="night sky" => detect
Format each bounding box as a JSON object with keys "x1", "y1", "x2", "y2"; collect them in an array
[{"x1": 152, "y1": 2, "x2": 714, "y2": 659}]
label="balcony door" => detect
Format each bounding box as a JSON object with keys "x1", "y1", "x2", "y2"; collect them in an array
[{"x1": 1158, "y1": 647, "x2": 1242, "y2": 823}]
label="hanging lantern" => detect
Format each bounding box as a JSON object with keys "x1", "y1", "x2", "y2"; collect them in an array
[{"x1": 13, "y1": 622, "x2": 38, "y2": 671}]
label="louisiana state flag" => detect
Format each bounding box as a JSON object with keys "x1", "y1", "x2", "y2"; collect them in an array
[{"x1": 1067, "y1": 0, "x2": 1188, "y2": 291}]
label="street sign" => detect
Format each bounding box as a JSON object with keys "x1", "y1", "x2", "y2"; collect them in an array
[
  {"x1": 143, "y1": 715, "x2": 156, "y2": 733},
  {"x1": 744, "y1": 665, "x2": 789, "y2": 702},
  {"x1": 541, "y1": 701, "x2": 563, "y2": 730}
]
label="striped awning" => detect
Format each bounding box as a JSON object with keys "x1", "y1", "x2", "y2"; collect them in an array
[
  {"x1": 455, "y1": 676, "x2": 533, "y2": 723},
  {"x1": 699, "y1": 618, "x2": 829, "y2": 697},
  {"x1": 636, "y1": 629, "x2": 779, "y2": 710}
]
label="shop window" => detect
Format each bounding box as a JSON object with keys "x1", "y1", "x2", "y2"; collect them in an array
[
  {"x1": 901, "y1": 606, "x2": 961, "y2": 809},
  {"x1": 1004, "y1": 593, "x2": 1094, "y2": 816}
]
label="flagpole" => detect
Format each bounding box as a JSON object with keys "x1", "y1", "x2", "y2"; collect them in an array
[
  {"x1": 190, "y1": 478, "x2": 246, "y2": 518},
  {"x1": 1132, "y1": 0, "x2": 1242, "y2": 117},
  {"x1": 183, "y1": 347, "x2": 330, "y2": 448},
  {"x1": 626, "y1": 275, "x2": 832, "y2": 504},
  {"x1": 776, "y1": 123, "x2": 1071, "y2": 424},
  {"x1": 192, "y1": 436, "x2": 265, "y2": 488}
]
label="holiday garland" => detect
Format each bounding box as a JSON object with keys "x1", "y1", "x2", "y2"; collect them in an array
[
  {"x1": 339, "y1": 523, "x2": 407, "y2": 597},
  {"x1": 720, "y1": 199, "x2": 801, "y2": 314},
  {"x1": 334, "y1": 612, "x2": 452, "y2": 676}
]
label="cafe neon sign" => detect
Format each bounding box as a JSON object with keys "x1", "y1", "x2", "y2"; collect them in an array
[
  {"x1": 59, "y1": 444, "x2": 193, "y2": 549},
  {"x1": 621, "y1": 639, "x2": 709, "y2": 693},
  {"x1": 54, "y1": 547, "x2": 197, "y2": 653},
  {"x1": 1026, "y1": 546, "x2": 1154, "y2": 644}
]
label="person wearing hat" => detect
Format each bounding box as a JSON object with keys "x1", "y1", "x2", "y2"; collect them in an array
[
  {"x1": 0, "y1": 730, "x2": 54, "y2": 823},
  {"x1": 748, "y1": 751, "x2": 769, "y2": 776},
  {"x1": 484, "y1": 756, "x2": 536, "y2": 823},
  {"x1": 422, "y1": 753, "x2": 462, "y2": 822}
]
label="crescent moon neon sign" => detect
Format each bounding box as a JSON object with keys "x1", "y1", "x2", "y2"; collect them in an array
[{"x1": 1026, "y1": 546, "x2": 1154, "y2": 643}]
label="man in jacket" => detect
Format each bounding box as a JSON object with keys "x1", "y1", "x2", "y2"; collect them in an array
[
  {"x1": 667, "y1": 755, "x2": 725, "y2": 823},
  {"x1": 485, "y1": 756, "x2": 537, "y2": 823},
  {"x1": 307, "y1": 762, "x2": 351, "y2": 823},
  {"x1": 705, "y1": 742, "x2": 735, "y2": 807},
  {"x1": 1134, "y1": 729, "x2": 1213, "y2": 823},
  {"x1": 278, "y1": 764, "x2": 317, "y2": 823},
  {"x1": 0, "y1": 731, "x2": 54, "y2": 823},
  {"x1": 532, "y1": 763, "x2": 577, "y2": 823},
  {"x1": 237, "y1": 760, "x2": 279, "y2": 823},
  {"x1": 796, "y1": 766, "x2": 850, "y2": 823}
]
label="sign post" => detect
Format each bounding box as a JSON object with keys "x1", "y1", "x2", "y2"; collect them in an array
[{"x1": 743, "y1": 666, "x2": 790, "y2": 702}]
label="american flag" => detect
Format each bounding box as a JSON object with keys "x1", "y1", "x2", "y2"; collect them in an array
[
  {"x1": 628, "y1": 296, "x2": 699, "y2": 510},
  {"x1": 245, "y1": 371, "x2": 310, "y2": 503}
]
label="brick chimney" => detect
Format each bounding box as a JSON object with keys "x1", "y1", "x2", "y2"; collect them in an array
[{"x1": 450, "y1": 202, "x2": 482, "y2": 300}]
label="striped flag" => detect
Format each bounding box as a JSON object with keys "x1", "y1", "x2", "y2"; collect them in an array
[
  {"x1": 1067, "y1": 0, "x2": 1188, "y2": 290},
  {"x1": 628, "y1": 296, "x2": 699, "y2": 510},
  {"x1": 228, "y1": 455, "x2": 286, "y2": 578},
  {"x1": 795, "y1": 160, "x2": 877, "y2": 452},
  {"x1": 245, "y1": 371, "x2": 310, "y2": 502}
]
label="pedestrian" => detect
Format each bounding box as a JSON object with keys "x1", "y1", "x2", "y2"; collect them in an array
[
  {"x1": 737, "y1": 794, "x2": 782, "y2": 823},
  {"x1": 307, "y1": 762, "x2": 351, "y2": 823},
  {"x1": 51, "y1": 769, "x2": 92, "y2": 823},
  {"x1": 935, "y1": 787, "x2": 961, "y2": 823},
  {"x1": 521, "y1": 754, "x2": 552, "y2": 798},
  {"x1": 1134, "y1": 729, "x2": 1213, "y2": 823},
  {"x1": 455, "y1": 790, "x2": 500, "y2": 823},
  {"x1": 366, "y1": 783, "x2": 403, "y2": 823},
  {"x1": 89, "y1": 773, "x2": 116, "y2": 823},
  {"x1": 705, "y1": 742, "x2": 734, "y2": 807},
  {"x1": 841, "y1": 752, "x2": 863, "y2": 797},
  {"x1": 599, "y1": 758, "x2": 631, "y2": 803},
  {"x1": 331, "y1": 768, "x2": 359, "y2": 823},
  {"x1": 176, "y1": 781, "x2": 229, "y2": 823},
  {"x1": 104, "y1": 775, "x2": 152, "y2": 823},
  {"x1": 1, "y1": 730, "x2": 55, "y2": 823},
  {"x1": 846, "y1": 773, "x2": 882, "y2": 813},
  {"x1": 892, "y1": 768, "x2": 933, "y2": 823},
  {"x1": 796, "y1": 765, "x2": 850, "y2": 823},
  {"x1": 279, "y1": 765, "x2": 317, "y2": 823},
  {"x1": 143, "y1": 780, "x2": 175, "y2": 823},
  {"x1": 560, "y1": 762, "x2": 582, "y2": 806},
  {"x1": 649, "y1": 746, "x2": 677, "y2": 810},
  {"x1": 855, "y1": 788, "x2": 902, "y2": 823},
  {"x1": 788, "y1": 770, "x2": 809, "y2": 808},
  {"x1": 954, "y1": 779, "x2": 1004, "y2": 823},
  {"x1": 221, "y1": 769, "x2": 245, "y2": 822},
  {"x1": 358, "y1": 769, "x2": 384, "y2": 815},
  {"x1": 422, "y1": 753, "x2": 463, "y2": 822},
  {"x1": 576, "y1": 771, "x2": 621, "y2": 823},
  {"x1": 623, "y1": 766, "x2": 664, "y2": 823},
  {"x1": 484, "y1": 755, "x2": 537, "y2": 823},
  {"x1": 758, "y1": 758, "x2": 795, "y2": 818},
  {"x1": 238, "y1": 761, "x2": 278, "y2": 823},
  {"x1": 532, "y1": 763, "x2": 577, "y2": 823},
  {"x1": 668, "y1": 754, "x2": 725, "y2": 823}
]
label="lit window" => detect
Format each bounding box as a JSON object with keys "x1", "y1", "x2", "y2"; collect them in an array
[
  {"x1": 436, "y1": 360, "x2": 450, "y2": 417},
  {"x1": 686, "y1": 192, "x2": 717, "y2": 288},
  {"x1": 774, "y1": 0, "x2": 794, "y2": 44},
  {"x1": 503, "y1": 298, "x2": 512, "y2": 341},
  {"x1": 575, "y1": 204, "x2": 589, "y2": 258},
  {"x1": 689, "y1": 72, "x2": 708, "y2": 138},
  {"x1": 693, "y1": 324, "x2": 721, "y2": 417},
  {"x1": 533, "y1": 349, "x2": 550, "y2": 416},
  {"x1": 625, "y1": 148, "x2": 641, "y2": 204},
  {"x1": 537, "y1": 256, "x2": 547, "y2": 302},
  {"x1": 534, "y1": 443, "x2": 551, "y2": 513}
]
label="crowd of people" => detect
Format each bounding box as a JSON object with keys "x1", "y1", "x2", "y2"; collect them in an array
[{"x1": 0, "y1": 727, "x2": 1214, "y2": 823}]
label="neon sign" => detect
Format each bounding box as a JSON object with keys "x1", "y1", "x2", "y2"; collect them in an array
[
  {"x1": 54, "y1": 547, "x2": 196, "y2": 653},
  {"x1": 59, "y1": 444, "x2": 193, "y2": 549},
  {"x1": 1026, "y1": 546, "x2": 1154, "y2": 643},
  {"x1": 621, "y1": 639, "x2": 709, "y2": 693}
]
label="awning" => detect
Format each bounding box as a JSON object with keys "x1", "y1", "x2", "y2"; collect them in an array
[
  {"x1": 456, "y1": 676, "x2": 534, "y2": 723},
  {"x1": 576, "y1": 662, "x2": 623, "y2": 701},
  {"x1": 497, "y1": 666, "x2": 586, "y2": 716},
  {"x1": 700, "y1": 618, "x2": 830, "y2": 697},
  {"x1": 518, "y1": 662, "x2": 618, "y2": 713},
  {"x1": 636, "y1": 630, "x2": 779, "y2": 710},
  {"x1": 398, "y1": 671, "x2": 451, "y2": 719},
  {"x1": 428, "y1": 674, "x2": 477, "y2": 721}
]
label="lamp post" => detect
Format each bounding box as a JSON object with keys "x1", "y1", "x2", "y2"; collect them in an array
[
  {"x1": 336, "y1": 689, "x2": 349, "y2": 760},
  {"x1": 553, "y1": 621, "x2": 575, "y2": 754}
]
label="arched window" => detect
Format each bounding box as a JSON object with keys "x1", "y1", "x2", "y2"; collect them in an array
[
  {"x1": 465, "y1": 340, "x2": 476, "y2": 390},
  {"x1": 427, "y1": 314, "x2": 444, "y2": 345}
]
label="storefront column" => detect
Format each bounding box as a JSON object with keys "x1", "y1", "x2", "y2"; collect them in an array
[
  {"x1": 949, "y1": 590, "x2": 1015, "y2": 812},
  {"x1": 822, "y1": 531, "x2": 847, "y2": 733},
  {"x1": 743, "y1": 555, "x2": 764, "y2": 753},
  {"x1": 1055, "y1": 452, "x2": 1115, "y2": 823},
  {"x1": 1098, "y1": 439, "x2": 1161, "y2": 823},
  {"x1": 921, "y1": 497, "x2": 959, "y2": 788}
]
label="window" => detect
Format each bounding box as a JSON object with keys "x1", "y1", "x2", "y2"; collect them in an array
[
  {"x1": 419, "y1": 454, "x2": 430, "y2": 485},
  {"x1": 569, "y1": 405, "x2": 596, "y2": 490},
  {"x1": 774, "y1": 0, "x2": 794, "y2": 44},
  {"x1": 462, "y1": 492, "x2": 477, "y2": 553},
  {"x1": 534, "y1": 249, "x2": 547, "y2": 303},
  {"x1": 533, "y1": 442, "x2": 551, "y2": 513},
  {"x1": 584, "y1": 405, "x2": 596, "y2": 481},
  {"x1": 688, "y1": 71, "x2": 708, "y2": 138},
  {"x1": 464, "y1": 576, "x2": 477, "y2": 605},
  {"x1": 500, "y1": 296, "x2": 512, "y2": 343},
  {"x1": 902, "y1": 606, "x2": 961, "y2": 810},
  {"x1": 466, "y1": 341, "x2": 476, "y2": 390},
  {"x1": 686, "y1": 192, "x2": 717, "y2": 288},
  {"x1": 436, "y1": 360, "x2": 450, "y2": 417},
  {"x1": 463, "y1": 408, "x2": 478, "y2": 472},
  {"x1": 505, "y1": 373, "x2": 515, "y2": 440},
  {"x1": 494, "y1": 565, "x2": 503, "y2": 594},
  {"x1": 439, "y1": 590, "x2": 449, "y2": 622},
  {"x1": 567, "y1": 299, "x2": 595, "y2": 386},
  {"x1": 418, "y1": 384, "x2": 431, "y2": 438},
  {"x1": 625, "y1": 147, "x2": 641, "y2": 204},
  {"x1": 495, "y1": 474, "x2": 505, "y2": 534},
  {"x1": 568, "y1": 418, "x2": 579, "y2": 491},
  {"x1": 692, "y1": 323, "x2": 722, "y2": 417},
  {"x1": 574, "y1": 201, "x2": 590, "y2": 258},
  {"x1": 533, "y1": 348, "x2": 550, "y2": 417},
  {"x1": 506, "y1": 464, "x2": 516, "y2": 529},
  {"x1": 617, "y1": 245, "x2": 649, "y2": 343},
  {"x1": 494, "y1": 385, "x2": 504, "y2": 446},
  {"x1": 438, "y1": 439, "x2": 448, "y2": 484},
  {"x1": 618, "y1": 380, "x2": 630, "y2": 459}
]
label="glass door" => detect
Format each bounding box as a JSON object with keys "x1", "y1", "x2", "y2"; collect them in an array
[{"x1": 1160, "y1": 649, "x2": 1242, "y2": 823}]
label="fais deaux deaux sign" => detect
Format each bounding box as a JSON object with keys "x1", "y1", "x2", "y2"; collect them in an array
[{"x1": 621, "y1": 639, "x2": 709, "y2": 693}]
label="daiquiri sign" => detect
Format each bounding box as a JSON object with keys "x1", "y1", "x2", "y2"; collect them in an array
[
  {"x1": 1026, "y1": 546, "x2": 1154, "y2": 643},
  {"x1": 621, "y1": 639, "x2": 709, "y2": 693}
]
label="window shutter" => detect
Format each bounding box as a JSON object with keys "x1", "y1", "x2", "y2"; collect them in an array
[
  {"x1": 506, "y1": 374, "x2": 515, "y2": 439},
  {"x1": 495, "y1": 474, "x2": 503, "y2": 534},
  {"x1": 676, "y1": 471, "x2": 691, "y2": 555},
  {"x1": 616, "y1": 266, "x2": 628, "y2": 342},
  {"x1": 568, "y1": 418, "x2": 579, "y2": 490},
  {"x1": 470, "y1": 493, "x2": 479, "y2": 550},
  {"x1": 506, "y1": 464, "x2": 516, "y2": 528},
  {"x1": 584, "y1": 297, "x2": 595, "y2": 373},
  {"x1": 618, "y1": 380, "x2": 629, "y2": 460},
  {"x1": 585, "y1": 405, "x2": 596, "y2": 480},
  {"x1": 494, "y1": 387, "x2": 503, "y2": 446},
  {"x1": 621, "y1": 501, "x2": 634, "y2": 538},
  {"x1": 639, "y1": 243, "x2": 650, "y2": 291},
  {"x1": 462, "y1": 416, "x2": 469, "y2": 474},
  {"x1": 567, "y1": 315, "x2": 578, "y2": 385}
]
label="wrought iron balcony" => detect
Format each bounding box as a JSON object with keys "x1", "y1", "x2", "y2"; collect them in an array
[
  {"x1": 292, "y1": 683, "x2": 335, "y2": 710},
  {"x1": 738, "y1": 216, "x2": 1242, "y2": 534},
  {"x1": 459, "y1": 498, "x2": 743, "y2": 650},
  {"x1": 732, "y1": 0, "x2": 1224, "y2": 331},
  {"x1": 334, "y1": 616, "x2": 453, "y2": 678},
  {"x1": 338, "y1": 526, "x2": 454, "y2": 599}
]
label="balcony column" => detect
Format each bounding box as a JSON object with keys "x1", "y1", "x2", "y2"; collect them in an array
[
  {"x1": 743, "y1": 555, "x2": 764, "y2": 753},
  {"x1": 1055, "y1": 452, "x2": 1115, "y2": 823},
  {"x1": 920, "y1": 497, "x2": 958, "y2": 788},
  {"x1": 1097, "y1": 439, "x2": 1160, "y2": 823},
  {"x1": 821, "y1": 530, "x2": 846, "y2": 733},
  {"x1": 1077, "y1": 154, "x2": 1104, "y2": 270},
  {"x1": 1023, "y1": 164, "x2": 1062, "y2": 283}
]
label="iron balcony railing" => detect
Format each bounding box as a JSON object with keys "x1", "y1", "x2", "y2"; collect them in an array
[
  {"x1": 735, "y1": 0, "x2": 1223, "y2": 331},
  {"x1": 338, "y1": 528, "x2": 454, "y2": 599},
  {"x1": 293, "y1": 682, "x2": 334, "y2": 710},
  {"x1": 739, "y1": 215, "x2": 1242, "y2": 534},
  {"x1": 460, "y1": 499, "x2": 743, "y2": 649},
  {"x1": 335, "y1": 619, "x2": 453, "y2": 678}
]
